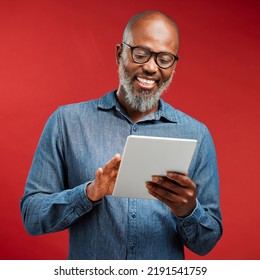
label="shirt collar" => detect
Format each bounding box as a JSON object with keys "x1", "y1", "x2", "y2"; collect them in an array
[
  {"x1": 98, "y1": 90, "x2": 178, "y2": 123},
  {"x1": 158, "y1": 98, "x2": 178, "y2": 123},
  {"x1": 97, "y1": 90, "x2": 118, "y2": 110}
]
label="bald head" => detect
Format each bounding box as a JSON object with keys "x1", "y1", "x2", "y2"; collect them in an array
[{"x1": 122, "y1": 10, "x2": 180, "y2": 51}]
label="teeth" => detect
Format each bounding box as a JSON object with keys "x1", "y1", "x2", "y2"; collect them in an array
[{"x1": 137, "y1": 77, "x2": 155, "y2": 86}]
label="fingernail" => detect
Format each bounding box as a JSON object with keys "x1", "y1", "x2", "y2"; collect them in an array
[
  {"x1": 167, "y1": 172, "x2": 176, "y2": 178},
  {"x1": 152, "y1": 176, "x2": 159, "y2": 183}
]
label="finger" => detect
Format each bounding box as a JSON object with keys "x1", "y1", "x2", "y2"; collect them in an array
[
  {"x1": 107, "y1": 176, "x2": 118, "y2": 194},
  {"x1": 94, "y1": 167, "x2": 104, "y2": 185},
  {"x1": 147, "y1": 185, "x2": 180, "y2": 208},
  {"x1": 147, "y1": 182, "x2": 181, "y2": 202},
  {"x1": 151, "y1": 176, "x2": 180, "y2": 193},
  {"x1": 166, "y1": 172, "x2": 196, "y2": 189},
  {"x1": 103, "y1": 154, "x2": 121, "y2": 173},
  {"x1": 112, "y1": 153, "x2": 121, "y2": 163}
]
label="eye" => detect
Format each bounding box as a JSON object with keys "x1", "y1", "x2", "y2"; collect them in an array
[
  {"x1": 157, "y1": 54, "x2": 174, "y2": 66},
  {"x1": 134, "y1": 53, "x2": 147, "y2": 59},
  {"x1": 158, "y1": 58, "x2": 171, "y2": 64},
  {"x1": 133, "y1": 48, "x2": 149, "y2": 62}
]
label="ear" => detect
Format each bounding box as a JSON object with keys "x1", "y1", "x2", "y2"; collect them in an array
[{"x1": 115, "y1": 44, "x2": 123, "y2": 65}]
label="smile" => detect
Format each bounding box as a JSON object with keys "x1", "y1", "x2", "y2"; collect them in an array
[
  {"x1": 136, "y1": 77, "x2": 157, "y2": 89},
  {"x1": 137, "y1": 77, "x2": 155, "y2": 85}
]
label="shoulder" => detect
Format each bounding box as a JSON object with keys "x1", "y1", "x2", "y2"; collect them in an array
[
  {"x1": 58, "y1": 99, "x2": 98, "y2": 116},
  {"x1": 56, "y1": 90, "x2": 116, "y2": 118},
  {"x1": 176, "y1": 109, "x2": 208, "y2": 131},
  {"x1": 161, "y1": 99, "x2": 209, "y2": 135}
]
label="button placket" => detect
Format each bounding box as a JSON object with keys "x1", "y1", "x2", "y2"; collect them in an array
[{"x1": 127, "y1": 199, "x2": 137, "y2": 258}]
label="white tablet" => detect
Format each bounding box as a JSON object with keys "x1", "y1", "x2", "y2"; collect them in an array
[{"x1": 112, "y1": 135, "x2": 197, "y2": 199}]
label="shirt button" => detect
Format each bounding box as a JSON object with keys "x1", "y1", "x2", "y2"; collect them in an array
[
  {"x1": 131, "y1": 212, "x2": 136, "y2": 219},
  {"x1": 132, "y1": 125, "x2": 137, "y2": 132}
]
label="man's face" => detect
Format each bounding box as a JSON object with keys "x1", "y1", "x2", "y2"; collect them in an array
[
  {"x1": 117, "y1": 17, "x2": 179, "y2": 113},
  {"x1": 118, "y1": 54, "x2": 174, "y2": 113}
]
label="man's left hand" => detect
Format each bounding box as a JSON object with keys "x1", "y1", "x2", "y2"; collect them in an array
[{"x1": 146, "y1": 172, "x2": 196, "y2": 217}]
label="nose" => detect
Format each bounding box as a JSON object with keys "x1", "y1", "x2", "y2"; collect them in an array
[{"x1": 142, "y1": 56, "x2": 159, "y2": 74}]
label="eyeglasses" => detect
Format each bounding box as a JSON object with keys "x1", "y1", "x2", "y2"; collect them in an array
[{"x1": 122, "y1": 42, "x2": 179, "y2": 69}]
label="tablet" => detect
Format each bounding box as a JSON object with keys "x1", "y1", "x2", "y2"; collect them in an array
[{"x1": 112, "y1": 135, "x2": 197, "y2": 199}]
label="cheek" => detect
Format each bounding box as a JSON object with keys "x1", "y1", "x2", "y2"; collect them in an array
[
  {"x1": 161, "y1": 69, "x2": 174, "y2": 82},
  {"x1": 124, "y1": 63, "x2": 142, "y2": 80}
]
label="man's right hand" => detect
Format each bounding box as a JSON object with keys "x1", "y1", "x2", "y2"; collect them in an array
[{"x1": 86, "y1": 154, "x2": 121, "y2": 202}]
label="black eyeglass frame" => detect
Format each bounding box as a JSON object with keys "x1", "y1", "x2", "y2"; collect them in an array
[{"x1": 122, "y1": 42, "x2": 179, "y2": 69}]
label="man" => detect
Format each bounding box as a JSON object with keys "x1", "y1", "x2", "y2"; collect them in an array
[{"x1": 21, "y1": 10, "x2": 222, "y2": 259}]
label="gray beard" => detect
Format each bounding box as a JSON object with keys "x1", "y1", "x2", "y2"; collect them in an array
[{"x1": 118, "y1": 59, "x2": 173, "y2": 113}]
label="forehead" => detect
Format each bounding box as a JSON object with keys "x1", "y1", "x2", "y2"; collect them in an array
[{"x1": 129, "y1": 17, "x2": 179, "y2": 53}]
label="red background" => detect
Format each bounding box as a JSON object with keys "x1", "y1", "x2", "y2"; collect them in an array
[{"x1": 0, "y1": 0, "x2": 259, "y2": 260}]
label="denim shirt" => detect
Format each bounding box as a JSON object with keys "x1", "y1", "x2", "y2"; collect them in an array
[{"x1": 20, "y1": 90, "x2": 222, "y2": 260}]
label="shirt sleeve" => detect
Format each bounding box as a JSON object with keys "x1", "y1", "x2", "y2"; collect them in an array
[
  {"x1": 176, "y1": 125, "x2": 223, "y2": 255},
  {"x1": 20, "y1": 109, "x2": 99, "y2": 235}
]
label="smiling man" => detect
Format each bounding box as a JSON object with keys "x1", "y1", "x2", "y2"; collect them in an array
[{"x1": 21, "y1": 10, "x2": 222, "y2": 260}]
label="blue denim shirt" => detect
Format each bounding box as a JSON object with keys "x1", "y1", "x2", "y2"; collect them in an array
[{"x1": 20, "y1": 90, "x2": 222, "y2": 260}]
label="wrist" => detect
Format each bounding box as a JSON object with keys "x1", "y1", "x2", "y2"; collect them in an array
[{"x1": 86, "y1": 182, "x2": 101, "y2": 203}]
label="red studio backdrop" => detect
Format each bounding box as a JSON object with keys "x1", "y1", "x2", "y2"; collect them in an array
[{"x1": 0, "y1": 0, "x2": 259, "y2": 260}]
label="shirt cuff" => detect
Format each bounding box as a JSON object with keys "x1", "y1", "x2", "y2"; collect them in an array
[
  {"x1": 73, "y1": 182, "x2": 102, "y2": 216},
  {"x1": 176, "y1": 200, "x2": 203, "y2": 242}
]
